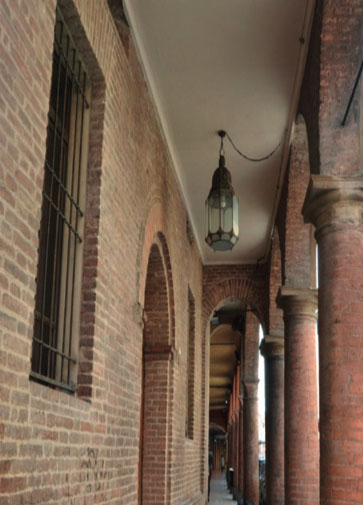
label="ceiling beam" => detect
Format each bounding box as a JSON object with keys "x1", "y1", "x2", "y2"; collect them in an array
[{"x1": 210, "y1": 342, "x2": 236, "y2": 346}]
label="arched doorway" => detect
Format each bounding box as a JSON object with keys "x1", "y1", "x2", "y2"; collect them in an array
[{"x1": 139, "y1": 240, "x2": 173, "y2": 505}]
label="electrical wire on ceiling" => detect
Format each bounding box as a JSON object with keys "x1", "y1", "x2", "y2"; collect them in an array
[{"x1": 220, "y1": 129, "x2": 283, "y2": 162}]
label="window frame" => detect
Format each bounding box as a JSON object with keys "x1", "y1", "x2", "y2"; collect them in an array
[{"x1": 30, "y1": 8, "x2": 91, "y2": 393}]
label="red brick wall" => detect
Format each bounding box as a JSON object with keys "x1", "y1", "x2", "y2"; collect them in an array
[
  {"x1": 243, "y1": 311, "x2": 259, "y2": 383},
  {"x1": 300, "y1": 0, "x2": 362, "y2": 176},
  {"x1": 298, "y1": 0, "x2": 323, "y2": 175},
  {"x1": 283, "y1": 116, "x2": 313, "y2": 288},
  {"x1": 318, "y1": 0, "x2": 362, "y2": 176},
  {"x1": 0, "y1": 1, "x2": 205, "y2": 504},
  {"x1": 267, "y1": 230, "x2": 284, "y2": 336}
]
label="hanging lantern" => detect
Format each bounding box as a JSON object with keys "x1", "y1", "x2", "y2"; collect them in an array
[{"x1": 205, "y1": 132, "x2": 239, "y2": 251}]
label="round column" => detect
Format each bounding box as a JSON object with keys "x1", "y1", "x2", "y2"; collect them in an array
[
  {"x1": 237, "y1": 396, "x2": 244, "y2": 505},
  {"x1": 243, "y1": 380, "x2": 259, "y2": 505},
  {"x1": 303, "y1": 177, "x2": 363, "y2": 505},
  {"x1": 233, "y1": 411, "x2": 239, "y2": 500},
  {"x1": 277, "y1": 288, "x2": 319, "y2": 505},
  {"x1": 228, "y1": 423, "x2": 233, "y2": 492},
  {"x1": 260, "y1": 338, "x2": 284, "y2": 505}
]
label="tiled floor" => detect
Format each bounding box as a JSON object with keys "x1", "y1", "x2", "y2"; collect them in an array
[{"x1": 209, "y1": 473, "x2": 237, "y2": 505}]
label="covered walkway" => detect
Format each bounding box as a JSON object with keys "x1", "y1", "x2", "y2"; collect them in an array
[
  {"x1": 209, "y1": 473, "x2": 237, "y2": 505},
  {"x1": 1, "y1": 2, "x2": 363, "y2": 505}
]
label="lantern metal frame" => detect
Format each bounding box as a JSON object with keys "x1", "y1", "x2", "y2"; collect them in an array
[{"x1": 205, "y1": 131, "x2": 239, "y2": 251}]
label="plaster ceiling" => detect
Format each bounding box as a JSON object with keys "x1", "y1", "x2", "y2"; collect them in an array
[{"x1": 124, "y1": 0, "x2": 314, "y2": 265}]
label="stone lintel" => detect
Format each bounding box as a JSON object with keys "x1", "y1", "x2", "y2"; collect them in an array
[
  {"x1": 260, "y1": 336, "x2": 284, "y2": 358},
  {"x1": 277, "y1": 286, "x2": 318, "y2": 318},
  {"x1": 303, "y1": 175, "x2": 363, "y2": 235}
]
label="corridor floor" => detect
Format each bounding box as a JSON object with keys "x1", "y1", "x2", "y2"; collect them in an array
[{"x1": 209, "y1": 473, "x2": 237, "y2": 505}]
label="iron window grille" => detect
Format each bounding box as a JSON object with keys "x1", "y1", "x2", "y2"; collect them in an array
[
  {"x1": 186, "y1": 289, "x2": 195, "y2": 439},
  {"x1": 30, "y1": 9, "x2": 91, "y2": 392}
]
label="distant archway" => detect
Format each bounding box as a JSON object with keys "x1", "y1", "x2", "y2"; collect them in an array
[{"x1": 204, "y1": 281, "x2": 262, "y2": 503}]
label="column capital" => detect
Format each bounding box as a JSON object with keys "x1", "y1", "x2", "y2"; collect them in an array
[
  {"x1": 260, "y1": 337, "x2": 284, "y2": 358},
  {"x1": 243, "y1": 380, "x2": 259, "y2": 399},
  {"x1": 302, "y1": 175, "x2": 363, "y2": 239},
  {"x1": 277, "y1": 287, "x2": 318, "y2": 319}
]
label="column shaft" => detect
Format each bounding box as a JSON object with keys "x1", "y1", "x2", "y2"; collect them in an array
[
  {"x1": 243, "y1": 382, "x2": 259, "y2": 505},
  {"x1": 261, "y1": 339, "x2": 284, "y2": 505},
  {"x1": 319, "y1": 226, "x2": 363, "y2": 505},
  {"x1": 303, "y1": 177, "x2": 363, "y2": 505},
  {"x1": 233, "y1": 412, "x2": 239, "y2": 499},
  {"x1": 237, "y1": 399, "x2": 244, "y2": 504},
  {"x1": 278, "y1": 289, "x2": 319, "y2": 505},
  {"x1": 228, "y1": 423, "x2": 233, "y2": 492}
]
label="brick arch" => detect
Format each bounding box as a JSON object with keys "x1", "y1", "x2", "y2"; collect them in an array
[
  {"x1": 136, "y1": 200, "x2": 175, "y2": 346},
  {"x1": 202, "y1": 278, "x2": 266, "y2": 336},
  {"x1": 144, "y1": 243, "x2": 170, "y2": 347}
]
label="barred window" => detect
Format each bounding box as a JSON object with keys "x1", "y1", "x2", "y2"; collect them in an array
[
  {"x1": 186, "y1": 288, "x2": 195, "y2": 439},
  {"x1": 30, "y1": 10, "x2": 91, "y2": 392}
]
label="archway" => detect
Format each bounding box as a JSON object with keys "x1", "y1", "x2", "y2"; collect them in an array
[
  {"x1": 206, "y1": 291, "x2": 261, "y2": 505},
  {"x1": 139, "y1": 239, "x2": 173, "y2": 505}
]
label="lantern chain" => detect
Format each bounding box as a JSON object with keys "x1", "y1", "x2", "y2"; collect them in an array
[{"x1": 218, "y1": 130, "x2": 282, "y2": 162}]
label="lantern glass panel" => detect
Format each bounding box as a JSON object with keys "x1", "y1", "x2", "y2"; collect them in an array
[
  {"x1": 233, "y1": 194, "x2": 239, "y2": 235},
  {"x1": 222, "y1": 194, "x2": 233, "y2": 231},
  {"x1": 205, "y1": 200, "x2": 209, "y2": 237},
  {"x1": 209, "y1": 194, "x2": 221, "y2": 233}
]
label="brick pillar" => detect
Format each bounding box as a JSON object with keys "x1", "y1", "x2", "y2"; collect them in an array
[
  {"x1": 260, "y1": 338, "x2": 284, "y2": 505},
  {"x1": 228, "y1": 423, "x2": 233, "y2": 492},
  {"x1": 303, "y1": 177, "x2": 363, "y2": 505},
  {"x1": 277, "y1": 288, "x2": 319, "y2": 505},
  {"x1": 243, "y1": 380, "x2": 259, "y2": 505},
  {"x1": 233, "y1": 410, "x2": 239, "y2": 499},
  {"x1": 233, "y1": 365, "x2": 241, "y2": 500},
  {"x1": 237, "y1": 396, "x2": 244, "y2": 505}
]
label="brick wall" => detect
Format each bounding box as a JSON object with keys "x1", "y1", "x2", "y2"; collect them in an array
[
  {"x1": 283, "y1": 115, "x2": 313, "y2": 288},
  {"x1": 267, "y1": 230, "x2": 284, "y2": 336},
  {"x1": 0, "y1": 1, "x2": 205, "y2": 504},
  {"x1": 300, "y1": 0, "x2": 362, "y2": 176}
]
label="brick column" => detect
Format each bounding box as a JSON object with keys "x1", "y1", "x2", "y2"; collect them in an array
[
  {"x1": 260, "y1": 338, "x2": 284, "y2": 505},
  {"x1": 303, "y1": 177, "x2": 363, "y2": 505},
  {"x1": 277, "y1": 288, "x2": 319, "y2": 505},
  {"x1": 233, "y1": 410, "x2": 239, "y2": 500},
  {"x1": 243, "y1": 380, "x2": 259, "y2": 505},
  {"x1": 237, "y1": 396, "x2": 244, "y2": 505},
  {"x1": 227, "y1": 422, "x2": 233, "y2": 492}
]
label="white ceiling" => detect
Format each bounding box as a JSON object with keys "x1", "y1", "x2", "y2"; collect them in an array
[{"x1": 124, "y1": 0, "x2": 314, "y2": 264}]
